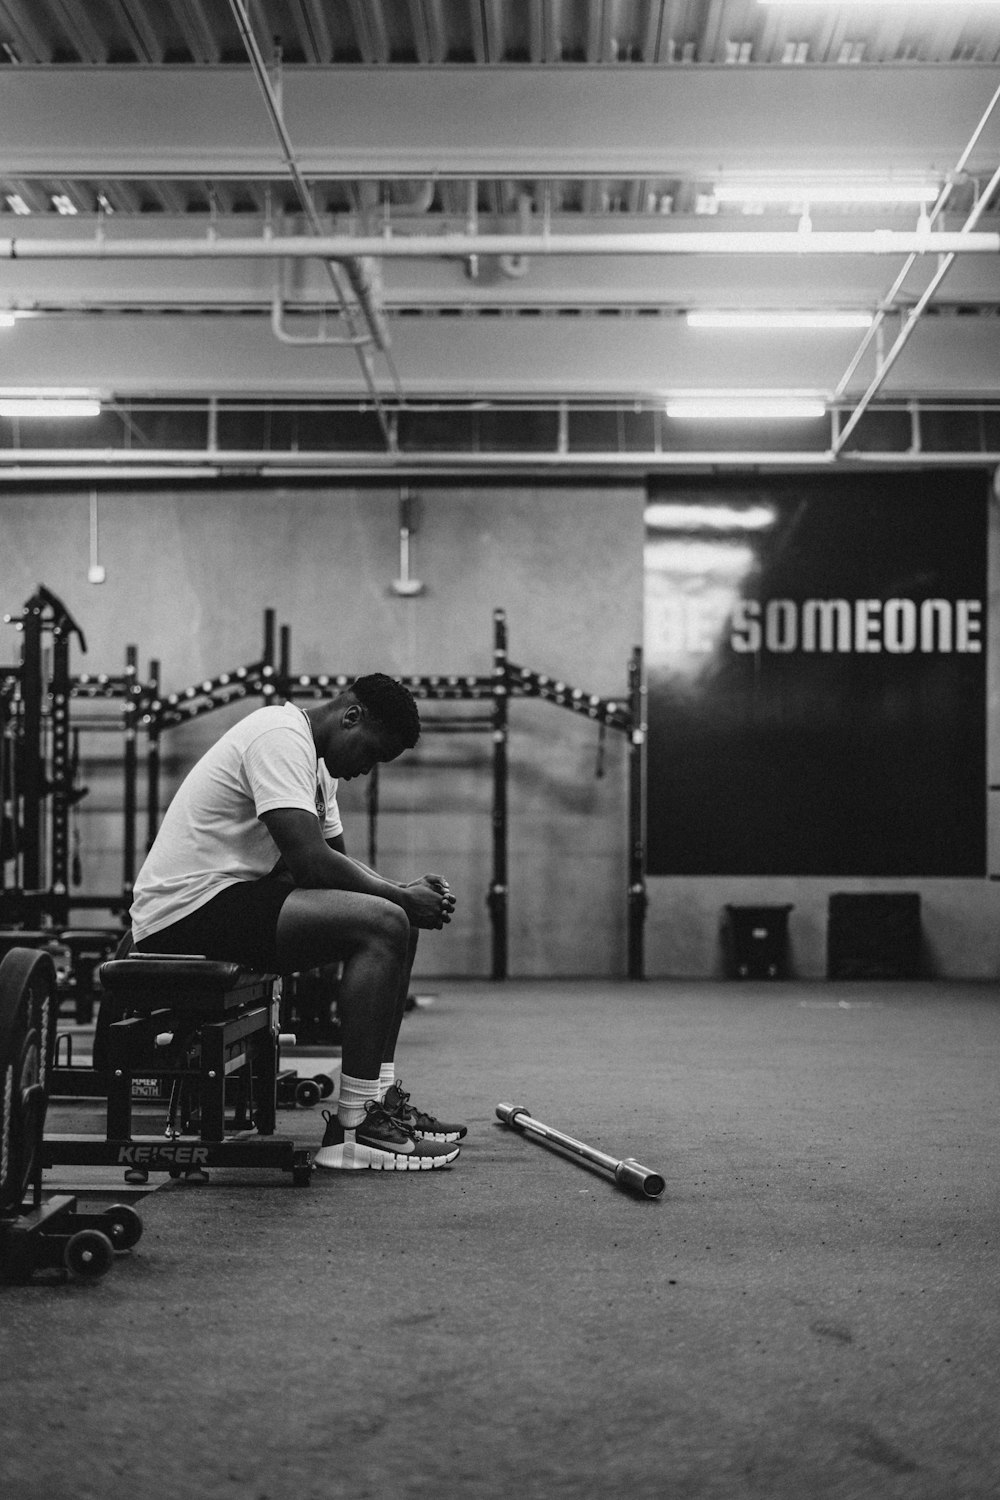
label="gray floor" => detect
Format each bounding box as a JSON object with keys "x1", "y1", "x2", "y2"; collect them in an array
[{"x1": 2, "y1": 978, "x2": 999, "y2": 1500}]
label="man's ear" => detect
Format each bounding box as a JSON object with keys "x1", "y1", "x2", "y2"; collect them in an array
[{"x1": 342, "y1": 703, "x2": 363, "y2": 727}]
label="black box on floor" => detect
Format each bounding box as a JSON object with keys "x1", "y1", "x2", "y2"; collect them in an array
[
  {"x1": 723, "y1": 905, "x2": 794, "y2": 979},
  {"x1": 827, "y1": 892, "x2": 922, "y2": 979}
]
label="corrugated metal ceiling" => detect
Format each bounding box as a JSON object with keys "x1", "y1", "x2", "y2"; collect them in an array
[
  {"x1": 3, "y1": 0, "x2": 999, "y2": 67},
  {"x1": 1, "y1": 2, "x2": 998, "y2": 469},
  {"x1": 2, "y1": 1, "x2": 998, "y2": 219}
]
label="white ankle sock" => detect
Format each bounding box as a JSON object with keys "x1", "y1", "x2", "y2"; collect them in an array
[
  {"x1": 337, "y1": 1073, "x2": 381, "y2": 1130},
  {"x1": 378, "y1": 1062, "x2": 396, "y2": 1101}
]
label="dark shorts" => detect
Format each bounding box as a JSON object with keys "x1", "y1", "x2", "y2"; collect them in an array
[{"x1": 134, "y1": 874, "x2": 295, "y2": 974}]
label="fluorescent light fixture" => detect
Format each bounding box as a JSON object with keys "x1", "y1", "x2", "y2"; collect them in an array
[
  {"x1": 4, "y1": 194, "x2": 30, "y2": 216},
  {"x1": 0, "y1": 312, "x2": 18, "y2": 329},
  {"x1": 666, "y1": 397, "x2": 826, "y2": 420},
  {"x1": 645, "y1": 503, "x2": 777, "y2": 531},
  {"x1": 687, "y1": 311, "x2": 873, "y2": 330},
  {"x1": 51, "y1": 195, "x2": 78, "y2": 216},
  {"x1": 0, "y1": 398, "x2": 101, "y2": 418},
  {"x1": 714, "y1": 179, "x2": 939, "y2": 205}
]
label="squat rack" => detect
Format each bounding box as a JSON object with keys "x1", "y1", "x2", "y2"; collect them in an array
[
  {"x1": 2, "y1": 586, "x2": 90, "y2": 926},
  {"x1": 137, "y1": 607, "x2": 648, "y2": 980},
  {"x1": 3, "y1": 595, "x2": 647, "y2": 978}
]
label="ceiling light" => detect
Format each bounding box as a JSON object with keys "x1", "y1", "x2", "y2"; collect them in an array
[
  {"x1": 0, "y1": 312, "x2": 18, "y2": 329},
  {"x1": 0, "y1": 399, "x2": 101, "y2": 418},
  {"x1": 665, "y1": 397, "x2": 827, "y2": 420},
  {"x1": 645, "y1": 503, "x2": 777, "y2": 531},
  {"x1": 687, "y1": 311, "x2": 873, "y2": 330},
  {"x1": 714, "y1": 180, "x2": 939, "y2": 205},
  {"x1": 51, "y1": 195, "x2": 78, "y2": 216},
  {"x1": 5, "y1": 194, "x2": 30, "y2": 216}
]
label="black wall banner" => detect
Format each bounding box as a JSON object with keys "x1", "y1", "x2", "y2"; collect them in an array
[{"x1": 644, "y1": 472, "x2": 988, "y2": 877}]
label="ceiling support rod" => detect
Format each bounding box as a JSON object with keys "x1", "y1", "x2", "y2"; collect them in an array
[
  {"x1": 834, "y1": 78, "x2": 1000, "y2": 400},
  {"x1": 3, "y1": 231, "x2": 998, "y2": 259},
  {"x1": 832, "y1": 159, "x2": 1000, "y2": 457},
  {"x1": 227, "y1": 0, "x2": 400, "y2": 442}
]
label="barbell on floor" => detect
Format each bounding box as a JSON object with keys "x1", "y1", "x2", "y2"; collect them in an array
[{"x1": 496, "y1": 1102, "x2": 665, "y2": 1199}]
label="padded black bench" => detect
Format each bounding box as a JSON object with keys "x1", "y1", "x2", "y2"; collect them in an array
[
  {"x1": 100, "y1": 955, "x2": 279, "y2": 1143},
  {"x1": 43, "y1": 953, "x2": 311, "y2": 1187}
]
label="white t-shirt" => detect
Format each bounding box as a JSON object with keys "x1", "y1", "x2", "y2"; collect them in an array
[{"x1": 130, "y1": 703, "x2": 342, "y2": 944}]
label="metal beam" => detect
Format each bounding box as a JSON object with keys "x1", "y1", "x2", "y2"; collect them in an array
[
  {"x1": 1, "y1": 304, "x2": 997, "y2": 398},
  {"x1": 0, "y1": 64, "x2": 997, "y2": 179}
]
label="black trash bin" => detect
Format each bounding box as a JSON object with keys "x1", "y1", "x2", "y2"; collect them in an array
[{"x1": 723, "y1": 904, "x2": 794, "y2": 979}]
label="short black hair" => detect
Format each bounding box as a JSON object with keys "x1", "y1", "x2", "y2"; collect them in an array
[{"x1": 350, "y1": 673, "x2": 421, "y2": 749}]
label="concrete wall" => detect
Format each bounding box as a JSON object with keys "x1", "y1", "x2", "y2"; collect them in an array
[
  {"x1": 2, "y1": 476, "x2": 997, "y2": 979},
  {"x1": 0, "y1": 481, "x2": 641, "y2": 977}
]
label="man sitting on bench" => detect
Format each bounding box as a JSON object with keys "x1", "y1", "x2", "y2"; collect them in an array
[{"x1": 129, "y1": 674, "x2": 464, "y2": 1172}]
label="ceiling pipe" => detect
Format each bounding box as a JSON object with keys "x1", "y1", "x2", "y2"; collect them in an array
[
  {"x1": 226, "y1": 0, "x2": 398, "y2": 439},
  {"x1": 2, "y1": 451, "x2": 999, "y2": 483},
  {"x1": 270, "y1": 289, "x2": 371, "y2": 346},
  {"x1": 499, "y1": 192, "x2": 534, "y2": 279},
  {"x1": 3, "y1": 231, "x2": 997, "y2": 259},
  {"x1": 227, "y1": 0, "x2": 387, "y2": 345}
]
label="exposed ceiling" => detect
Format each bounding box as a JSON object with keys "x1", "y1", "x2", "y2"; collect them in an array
[{"x1": 1, "y1": 0, "x2": 999, "y2": 475}]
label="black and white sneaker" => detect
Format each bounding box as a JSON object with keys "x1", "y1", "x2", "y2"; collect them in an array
[
  {"x1": 383, "y1": 1080, "x2": 467, "y2": 1143},
  {"x1": 313, "y1": 1102, "x2": 460, "y2": 1172}
]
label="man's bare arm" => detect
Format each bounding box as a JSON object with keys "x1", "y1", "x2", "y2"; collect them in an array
[
  {"x1": 260, "y1": 808, "x2": 452, "y2": 928},
  {"x1": 327, "y1": 833, "x2": 453, "y2": 903}
]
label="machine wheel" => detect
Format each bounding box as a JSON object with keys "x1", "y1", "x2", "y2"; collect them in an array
[
  {"x1": 103, "y1": 1203, "x2": 143, "y2": 1250},
  {"x1": 64, "y1": 1228, "x2": 115, "y2": 1280},
  {"x1": 0, "y1": 948, "x2": 58, "y2": 1216},
  {"x1": 294, "y1": 1077, "x2": 322, "y2": 1108},
  {"x1": 314, "y1": 1073, "x2": 335, "y2": 1099}
]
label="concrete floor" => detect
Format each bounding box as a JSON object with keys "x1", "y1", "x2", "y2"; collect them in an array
[{"x1": 2, "y1": 978, "x2": 999, "y2": 1500}]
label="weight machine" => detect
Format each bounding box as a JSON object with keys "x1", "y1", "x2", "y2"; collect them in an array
[
  {"x1": 1, "y1": 585, "x2": 88, "y2": 926},
  {"x1": 0, "y1": 586, "x2": 139, "y2": 1022},
  {"x1": 0, "y1": 946, "x2": 144, "y2": 1283}
]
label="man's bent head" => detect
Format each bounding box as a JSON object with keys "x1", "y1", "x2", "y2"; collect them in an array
[{"x1": 312, "y1": 674, "x2": 420, "y2": 781}]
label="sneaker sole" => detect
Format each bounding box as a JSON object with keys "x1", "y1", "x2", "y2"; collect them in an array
[
  {"x1": 413, "y1": 1127, "x2": 466, "y2": 1143},
  {"x1": 313, "y1": 1139, "x2": 460, "y2": 1172}
]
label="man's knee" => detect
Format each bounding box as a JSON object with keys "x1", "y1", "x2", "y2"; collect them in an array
[{"x1": 368, "y1": 898, "x2": 411, "y2": 955}]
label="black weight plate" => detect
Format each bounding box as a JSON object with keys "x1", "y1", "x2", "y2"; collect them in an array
[{"x1": 0, "y1": 948, "x2": 58, "y2": 1216}]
